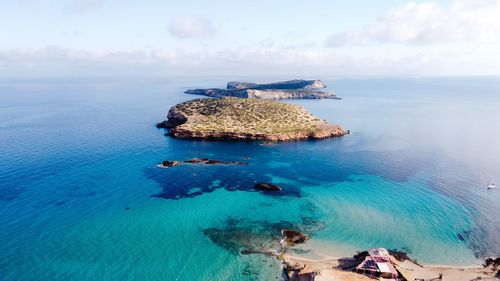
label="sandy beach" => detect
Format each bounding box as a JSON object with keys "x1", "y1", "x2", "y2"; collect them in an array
[{"x1": 282, "y1": 253, "x2": 499, "y2": 281}]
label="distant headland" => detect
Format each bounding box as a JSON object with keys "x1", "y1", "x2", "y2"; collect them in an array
[
  {"x1": 184, "y1": 79, "x2": 340, "y2": 99},
  {"x1": 157, "y1": 97, "x2": 346, "y2": 141}
]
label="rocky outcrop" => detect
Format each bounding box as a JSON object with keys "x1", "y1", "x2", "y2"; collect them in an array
[
  {"x1": 184, "y1": 79, "x2": 339, "y2": 100},
  {"x1": 161, "y1": 160, "x2": 180, "y2": 167},
  {"x1": 160, "y1": 158, "x2": 248, "y2": 168},
  {"x1": 255, "y1": 183, "x2": 282, "y2": 191},
  {"x1": 281, "y1": 229, "x2": 309, "y2": 246},
  {"x1": 484, "y1": 257, "x2": 500, "y2": 268},
  {"x1": 156, "y1": 106, "x2": 188, "y2": 128},
  {"x1": 158, "y1": 97, "x2": 347, "y2": 142}
]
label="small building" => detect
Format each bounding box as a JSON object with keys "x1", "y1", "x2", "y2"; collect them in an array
[{"x1": 356, "y1": 248, "x2": 399, "y2": 280}]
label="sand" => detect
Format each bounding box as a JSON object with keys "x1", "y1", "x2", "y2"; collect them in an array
[{"x1": 282, "y1": 253, "x2": 499, "y2": 281}]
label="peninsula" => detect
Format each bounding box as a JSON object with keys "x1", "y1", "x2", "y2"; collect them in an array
[
  {"x1": 184, "y1": 79, "x2": 339, "y2": 99},
  {"x1": 157, "y1": 97, "x2": 346, "y2": 141}
]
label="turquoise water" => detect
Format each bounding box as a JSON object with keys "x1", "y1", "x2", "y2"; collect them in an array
[{"x1": 1, "y1": 77, "x2": 500, "y2": 280}]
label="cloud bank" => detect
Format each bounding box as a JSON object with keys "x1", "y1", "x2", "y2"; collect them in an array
[
  {"x1": 326, "y1": 1, "x2": 500, "y2": 47},
  {"x1": 1, "y1": 45, "x2": 498, "y2": 78}
]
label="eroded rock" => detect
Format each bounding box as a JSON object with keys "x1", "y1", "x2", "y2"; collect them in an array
[
  {"x1": 281, "y1": 229, "x2": 309, "y2": 246},
  {"x1": 161, "y1": 160, "x2": 180, "y2": 167}
]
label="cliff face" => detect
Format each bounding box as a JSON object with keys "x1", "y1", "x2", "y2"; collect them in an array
[
  {"x1": 226, "y1": 79, "x2": 326, "y2": 90},
  {"x1": 169, "y1": 125, "x2": 346, "y2": 141},
  {"x1": 184, "y1": 88, "x2": 337, "y2": 99},
  {"x1": 246, "y1": 89, "x2": 335, "y2": 99},
  {"x1": 158, "y1": 97, "x2": 346, "y2": 142},
  {"x1": 184, "y1": 79, "x2": 339, "y2": 100}
]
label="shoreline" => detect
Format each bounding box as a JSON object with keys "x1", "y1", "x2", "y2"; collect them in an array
[{"x1": 280, "y1": 252, "x2": 498, "y2": 281}]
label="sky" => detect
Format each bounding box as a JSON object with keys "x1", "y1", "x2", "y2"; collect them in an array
[{"x1": 1, "y1": 0, "x2": 500, "y2": 78}]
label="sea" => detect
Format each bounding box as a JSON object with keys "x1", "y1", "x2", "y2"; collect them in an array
[{"x1": 1, "y1": 77, "x2": 499, "y2": 280}]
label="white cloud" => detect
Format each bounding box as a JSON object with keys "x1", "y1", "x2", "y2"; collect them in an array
[
  {"x1": 2, "y1": 45, "x2": 499, "y2": 78},
  {"x1": 326, "y1": 0, "x2": 500, "y2": 47},
  {"x1": 168, "y1": 16, "x2": 215, "y2": 39}
]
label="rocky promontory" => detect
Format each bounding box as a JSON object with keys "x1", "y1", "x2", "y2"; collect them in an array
[
  {"x1": 184, "y1": 79, "x2": 339, "y2": 100},
  {"x1": 157, "y1": 97, "x2": 346, "y2": 141}
]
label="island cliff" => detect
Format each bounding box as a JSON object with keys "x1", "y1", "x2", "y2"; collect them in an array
[
  {"x1": 157, "y1": 97, "x2": 346, "y2": 141},
  {"x1": 184, "y1": 79, "x2": 339, "y2": 100}
]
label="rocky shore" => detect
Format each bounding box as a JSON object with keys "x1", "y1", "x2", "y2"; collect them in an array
[
  {"x1": 184, "y1": 79, "x2": 340, "y2": 99},
  {"x1": 157, "y1": 97, "x2": 346, "y2": 141}
]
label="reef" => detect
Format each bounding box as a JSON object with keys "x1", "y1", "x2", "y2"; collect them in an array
[{"x1": 159, "y1": 158, "x2": 248, "y2": 168}]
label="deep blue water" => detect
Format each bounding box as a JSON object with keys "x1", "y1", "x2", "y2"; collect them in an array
[{"x1": 1, "y1": 77, "x2": 499, "y2": 280}]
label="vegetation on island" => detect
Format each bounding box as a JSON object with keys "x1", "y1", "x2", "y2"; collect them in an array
[{"x1": 170, "y1": 97, "x2": 338, "y2": 136}]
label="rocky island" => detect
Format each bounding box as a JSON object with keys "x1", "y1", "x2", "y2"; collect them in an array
[
  {"x1": 157, "y1": 97, "x2": 346, "y2": 141},
  {"x1": 185, "y1": 79, "x2": 340, "y2": 99}
]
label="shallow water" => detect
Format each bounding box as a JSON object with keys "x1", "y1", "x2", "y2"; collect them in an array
[{"x1": 1, "y1": 77, "x2": 499, "y2": 280}]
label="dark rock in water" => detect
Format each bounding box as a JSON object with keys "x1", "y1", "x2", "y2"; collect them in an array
[
  {"x1": 184, "y1": 158, "x2": 209, "y2": 164},
  {"x1": 159, "y1": 158, "x2": 248, "y2": 168},
  {"x1": 146, "y1": 166, "x2": 302, "y2": 200},
  {"x1": 156, "y1": 121, "x2": 167, "y2": 128},
  {"x1": 255, "y1": 183, "x2": 282, "y2": 191},
  {"x1": 181, "y1": 158, "x2": 248, "y2": 165},
  {"x1": 157, "y1": 106, "x2": 189, "y2": 128},
  {"x1": 202, "y1": 217, "x2": 323, "y2": 256},
  {"x1": 456, "y1": 229, "x2": 471, "y2": 242},
  {"x1": 200, "y1": 158, "x2": 248, "y2": 165},
  {"x1": 161, "y1": 160, "x2": 180, "y2": 167},
  {"x1": 484, "y1": 257, "x2": 500, "y2": 268},
  {"x1": 281, "y1": 229, "x2": 308, "y2": 245}
]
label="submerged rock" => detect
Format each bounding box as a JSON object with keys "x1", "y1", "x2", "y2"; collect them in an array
[
  {"x1": 185, "y1": 158, "x2": 248, "y2": 165},
  {"x1": 159, "y1": 158, "x2": 249, "y2": 168},
  {"x1": 281, "y1": 229, "x2": 309, "y2": 245},
  {"x1": 255, "y1": 183, "x2": 282, "y2": 192},
  {"x1": 202, "y1": 217, "x2": 323, "y2": 256}
]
